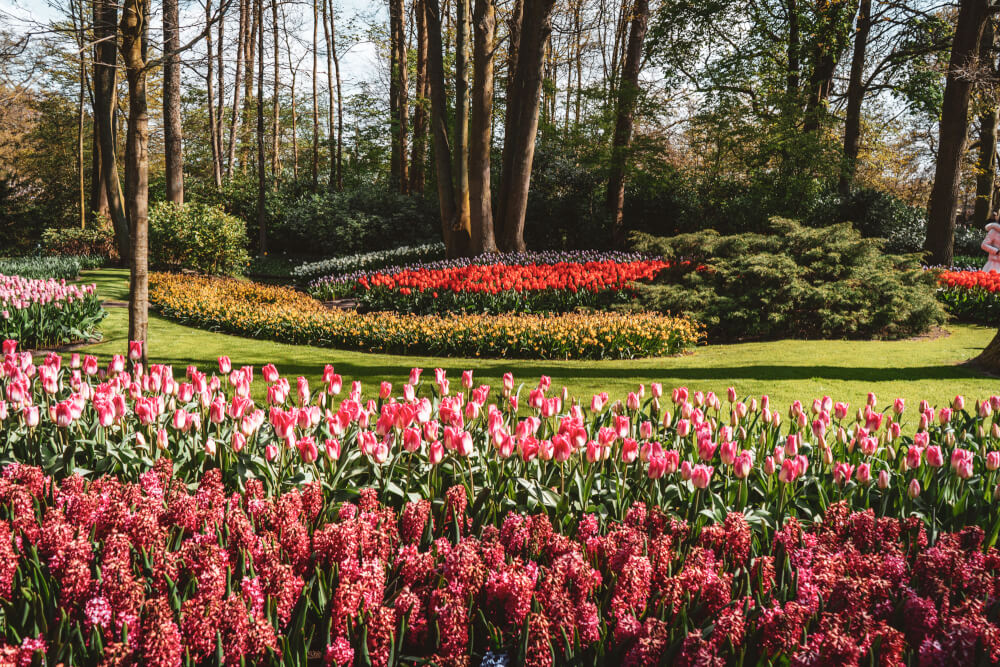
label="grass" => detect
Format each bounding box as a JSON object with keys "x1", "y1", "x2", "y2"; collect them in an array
[{"x1": 75, "y1": 268, "x2": 1000, "y2": 410}]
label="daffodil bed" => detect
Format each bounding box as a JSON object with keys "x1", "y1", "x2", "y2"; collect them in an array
[{"x1": 148, "y1": 273, "x2": 702, "y2": 360}]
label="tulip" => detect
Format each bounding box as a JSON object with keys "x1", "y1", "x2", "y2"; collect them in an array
[
  {"x1": 324, "y1": 438, "x2": 341, "y2": 459},
  {"x1": 867, "y1": 392, "x2": 876, "y2": 408},
  {"x1": 691, "y1": 464, "x2": 714, "y2": 489},
  {"x1": 855, "y1": 463, "x2": 872, "y2": 485},
  {"x1": 908, "y1": 478, "x2": 921, "y2": 498},
  {"x1": 232, "y1": 432, "x2": 246, "y2": 453},
  {"x1": 990, "y1": 451, "x2": 1000, "y2": 472},
  {"x1": 626, "y1": 392, "x2": 640, "y2": 412},
  {"x1": 939, "y1": 408, "x2": 952, "y2": 425},
  {"x1": 719, "y1": 440, "x2": 737, "y2": 466},
  {"x1": 926, "y1": 445, "x2": 944, "y2": 468},
  {"x1": 905, "y1": 445, "x2": 923, "y2": 470},
  {"x1": 647, "y1": 455, "x2": 667, "y2": 479},
  {"x1": 262, "y1": 363, "x2": 279, "y2": 383},
  {"x1": 833, "y1": 462, "x2": 854, "y2": 487},
  {"x1": 218, "y1": 356, "x2": 232, "y2": 374},
  {"x1": 428, "y1": 440, "x2": 444, "y2": 464},
  {"x1": 24, "y1": 405, "x2": 39, "y2": 428},
  {"x1": 734, "y1": 451, "x2": 752, "y2": 478},
  {"x1": 877, "y1": 469, "x2": 890, "y2": 489},
  {"x1": 672, "y1": 387, "x2": 688, "y2": 405},
  {"x1": 953, "y1": 395, "x2": 966, "y2": 411},
  {"x1": 129, "y1": 340, "x2": 143, "y2": 361}
]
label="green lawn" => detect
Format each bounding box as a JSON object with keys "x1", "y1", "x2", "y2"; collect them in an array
[{"x1": 76, "y1": 268, "x2": 1000, "y2": 410}]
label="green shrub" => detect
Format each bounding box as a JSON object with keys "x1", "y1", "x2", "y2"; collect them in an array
[
  {"x1": 41, "y1": 218, "x2": 118, "y2": 260},
  {"x1": 148, "y1": 202, "x2": 250, "y2": 276},
  {"x1": 631, "y1": 218, "x2": 946, "y2": 341}
]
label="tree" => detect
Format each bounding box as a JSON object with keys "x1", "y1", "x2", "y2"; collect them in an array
[
  {"x1": 163, "y1": 0, "x2": 184, "y2": 202},
  {"x1": 206, "y1": 0, "x2": 223, "y2": 187},
  {"x1": 225, "y1": 0, "x2": 247, "y2": 178},
  {"x1": 974, "y1": 18, "x2": 998, "y2": 227},
  {"x1": 256, "y1": 0, "x2": 267, "y2": 252},
  {"x1": 839, "y1": 0, "x2": 871, "y2": 195},
  {"x1": 410, "y1": 0, "x2": 429, "y2": 194},
  {"x1": 120, "y1": 0, "x2": 150, "y2": 362},
  {"x1": 606, "y1": 0, "x2": 650, "y2": 249},
  {"x1": 389, "y1": 0, "x2": 408, "y2": 192},
  {"x1": 495, "y1": 0, "x2": 557, "y2": 252},
  {"x1": 469, "y1": 0, "x2": 496, "y2": 253},
  {"x1": 93, "y1": 0, "x2": 130, "y2": 262},
  {"x1": 924, "y1": 0, "x2": 992, "y2": 266}
]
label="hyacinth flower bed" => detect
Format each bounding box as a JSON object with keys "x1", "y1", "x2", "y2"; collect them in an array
[
  {"x1": 313, "y1": 257, "x2": 677, "y2": 316},
  {"x1": 148, "y1": 273, "x2": 699, "y2": 360},
  {"x1": 307, "y1": 250, "x2": 669, "y2": 303},
  {"x1": 3, "y1": 464, "x2": 1000, "y2": 666},
  {"x1": 0, "y1": 256, "x2": 105, "y2": 281},
  {"x1": 936, "y1": 270, "x2": 1000, "y2": 323},
  {"x1": 0, "y1": 275, "x2": 104, "y2": 349},
  {"x1": 292, "y1": 243, "x2": 447, "y2": 281},
  {"x1": 5, "y1": 339, "x2": 1000, "y2": 540}
]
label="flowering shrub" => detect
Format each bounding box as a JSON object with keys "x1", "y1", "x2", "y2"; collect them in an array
[
  {"x1": 4, "y1": 339, "x2": 1000, "y2": 541},
  {"x1": 2, "y1": 465, "x2": 1000, "y2": 665},
  {"x1": 148, "y1": 273, "x2": 699, "y2": 359},
  {"x1": 292, "y1": 243, "x2": 446, "y2": 281},
  {"x1": 317, "y1": 258, "x2": 673, "y2": 315},
  {"x1": 0, "y1": 277, "x2": 104, "y2": 348},
  {"x1": 936, "y1": 270, "x2": 1000, "y2": 323},
  {"x1": 42, "y1": 219, "x2": 118, "y2": 261}
]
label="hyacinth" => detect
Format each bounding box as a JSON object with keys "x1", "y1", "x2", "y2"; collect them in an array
[{"x1": 139, "y1": 597, "x2": 183, "y2": 667}]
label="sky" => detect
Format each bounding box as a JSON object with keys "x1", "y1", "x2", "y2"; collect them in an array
[{"x1": 0, "y1": 0, "x2": 384, "y2": 96}]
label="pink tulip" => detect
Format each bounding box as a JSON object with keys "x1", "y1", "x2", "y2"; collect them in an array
[
  {"x1": 231, "y1": 432, "x2": 246, "y2": 453},
  {"x1": 938, "y1": 408, "x2": 952, "y2": 425},
  {"x1": 926, "y1": 445, "x2": 944, "y2": 468},
  {"x1": 409, "y1": 367, "x2": 423, "y2": 386},
  {"x1": 906, "y1": 445, "x2": 923, "y2": 470},
  {"x1": 324, "y1": 438, "x2": 341, "y2": 459},
  {"x1": 429, "y1": 440, "x2": 444, "y2": 464},
  {"x1": 621, "y1": 438, "x2": 639, "y2": 463},
  {"x1": 833, "y1": 462, "x2": 854, "y2": 487},
  {"x1": 502, "y1": 372, "x2": 514, "y2": 394},
  {"x1": 264, "y1": 444, "x2": 278, "y2": 462},
  {"x1": 988, "y1": 451, "x2": 1000, "y2": 471},
  {"x1": 953, "y1": 395, "x2": 965, "y2": 411},
  {"x1": 129, "y1": 340, "x2": 143, "y2": 361},
  {"x1": 262, "y1": 363, "x2": 279, "y2": 383},
  {"x1": 908, "y1": 478, "x2": 921, "y2": 498},
  {"x1": 691, "y1": 464, "x2": 714, "y2": 489},
  {"x1": 680, "y1": 460, "x2": 692, "y2": 481},
  {"x1": 734, "y1": 451, "x2": 752, "y2": 479},
  {"x1": 676, "y1": 419, "x2": 691, "y2": 437},
  {"x1": 1, "y1": 340, "x2": 15, "y2": 355},
  {"x1": 855, "y1": 463, "x2": 871, "y2": 485},
  {"x1": 626, "y1": 392, "x2": 640, "y2": 412},
  {"x1": 877, "y1": 469, "x2": 890, "y2": 489},
  {"x1": 647, "y1": 455, "x2": 667, "y2": 479},
  {"x1": 218, "y1": 356, "x2": 232, "y2": 374},
  {"x1": 672, "y1": 387, "x2": 688, "y2": 405},
  {"x1": 24, "y1": 405, "x2": 39, "y2": 428}
]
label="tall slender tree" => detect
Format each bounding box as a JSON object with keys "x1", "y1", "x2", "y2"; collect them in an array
[
  {"x1": 924, "y1": 0, "x2": 992, "y2": 266},
  {"x1": 206, "y1": 0, "x2": 223, "y2": 187},
  {"x1": 839, "y1": 0, "x2": 871, "y2": 195},
  {"x1": 975, "y1": 18, "x2": 999, "y2": 227},
  {"x1": 271, "y1": 0, "x2": 281, "y2": 180},
  {"x1": 606, "y1": 0, "x2": 649, "y2": 248},
  {"x1": 469, "y1": 0, "x2": 496, "y2": 253},
  {"x1": 389, "y1": 0, "x2": 408, "y2": 192},
  {"x1": 163, "y1": 0, "x2": 183, "y2": 201},
  {"x1": 454, "y1": 0, "x2": 471, "y2": 238},
  {"x1": 225, "y1": 0, "x2": 247, "y2": 177},
  {"x1": 311, "y1": 0, "x2": 319, "y2": 188},
  {"x1": 410, "y1": 0, "x2": 429, "y2": 194},
  {"x1": 120, "y1": 0, "x2": 150, "y2": 361},
  {"x1": 256, "y1": 0, "x2": 267, "y2": 252}
]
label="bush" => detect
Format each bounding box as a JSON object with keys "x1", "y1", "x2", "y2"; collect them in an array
[
  {"x1": 41, "y1": 218, "x2": 118, "y2": 260},
  {"x1": 148, "y1": 201, "x2": 250, "y2": 276},
  {"x1": 280, "y1": 187, "x2": 439, "y2": 256},
  {"x1": 632, "y1": 217, "x2": 946, "y2": 341},
  {"x1": 149, "y1": 272, "x2": 701, "y2": 359}
]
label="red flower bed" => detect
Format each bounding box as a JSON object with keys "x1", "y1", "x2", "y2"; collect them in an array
[
  {"x1": 3, "y1": 464, "x2": 1000, "y2": 666},
  {"x1": 936, "y1": 270, "x2": 1000, "y2": 323},
  {"x1": 346, "y1": 259, "x2": 675, "y2": 314}
]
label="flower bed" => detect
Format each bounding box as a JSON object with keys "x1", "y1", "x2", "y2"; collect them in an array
[
  {"x1": 308, "y1": 250, "x2": 663, "y2": 303},
  {"x1": 936, "y1": 270, "x2": 1000, "y2": 323},
  {"x1": 1, "y1": 465, "x2": 999, "y2": 666},
  {"x1": 316, "y1": 257, "x2": 674, "y2": 315},
  {"x1": 0, "y1": 276, "x2": 104, "y2": 348},
  {"x1": 3, "y1": 338, "x2": 1000, "y2": 540},
  {"x1": 0, "y1": 256, "x2": 104, "y2": 280},
  {"x1": 292, "y1": 243, "x2": 447, "y2": 281},
  {"x1": 148, "y1": 273, "x2": 699, "y2": 359}
]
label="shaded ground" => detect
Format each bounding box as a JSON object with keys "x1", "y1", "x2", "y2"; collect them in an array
[{"x1": 77, "y1": 268, "x2": 1000, "y2": 409}]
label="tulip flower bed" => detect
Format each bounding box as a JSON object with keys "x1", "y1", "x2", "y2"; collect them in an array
[
  {"x1": 936, "y1": 270, "x2": 1000, "y2": 323},
  {"x1": 3, "y1": 465, "x2": 1000, "y2": 667},
  {"x1": 148, "y1": 273, "x2": 699, "y2": 359},
  {"x1": 5, "y1": 338, "x2": 1000, "y2": 541},
  {"x1": 314, "y1": 257, "x2": 674, "y2": 315},
  {"x1": 0, "y1": 275, "x2": 104, "y2": 348},
  {"x1": 0, "y1": 256, "x2": 104, "y2": 281}
]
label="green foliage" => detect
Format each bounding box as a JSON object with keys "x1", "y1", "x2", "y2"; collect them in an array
[
  {"x1": 632, "y1": 218, "x2": 946, "y2": 341},
  {"x1": 293, "y1": 243, "x2": 446, "y2": 280},
  {"x1": 148, "y1": 201, "x2": 250, "y2": 276},
  {"x1": 41, "y1": 218, "x2": 118, "y2": 260}
]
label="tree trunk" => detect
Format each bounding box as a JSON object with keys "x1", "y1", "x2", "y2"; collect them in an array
[
  {"x1": 94, "y1": 0, "x2": 130, "y2": 262},
  {"x1": 73, "y1": 0, "x2": 86, "y2": 228},
  {"x1": 804, "y1": 0, "x2": 851, "y2": 134},
  {"x1": 470, "y1": 0, "x2": 496, "y2": 253},
  {"x1": 975, "y1": 21, "x2": 998, "y2": 228},
  {"x1": 454, "y1": 0, "x2": 471, "y2": 241},
  {"x1": 494, "y1": 0, "x2": 523, "y2": 242},
  {"x1": 272, "y1": 0, "x2": 281, "y2": 181},
  {"x1": 322, "y1": 0, "x2": 336, "y2": 190},
  {"x1": 311, "y1": 0, "x2": 319, "y2": 188},
  {"x1": 606, "y1": 0, "x2": 648, "y2": 249},
  {"x1": 257, "y1": 0, "x2": 268, "y2": 252},
  {"x1": 410, "y1": 0, "x2": 429, "y2": 194},
  {"x1": 425, "y1": 0, "x2": 462, "y2": 255},
  {"x1": 786, "y1": 0, "x2": 800, "y2": 99},
  {"x1": 120, "y1": 0, "x2": 149, "y2": 361},
  {"x1": 242, "y1": 0, "x2": 258, "y2": 173},
  {"x1": 162, "y1": 0, "x2": 183, "y2": 202},
  {"x1": 924, "y1": 0, "x2": 991, "y2": 266},
  {"x1": 90, "y1": 5, "x2": 109, "y2": 222},
  {"x1": 206, "y1": 0, "x2": 223, "y2": 188},
  {"x1": 281, "y1": 1, "x2": 298, "y2": 179},
  {"x1": 839, "y1": 0, "x2": 871, "y2": 196},
  {"x1": 332, "y1": 6, "x2": 343, "y2": 191},
  {"x1": 389, "y1": 0, "x2": 408, "y2": 192},
  {"x1": 217, "y1": 4, "x2": 225, "y2": 175},
  {"x1": 226, "y1": 0, "x2": 247, "y2": 178},
  {"x1": 496, "y1": 0, "x2": 556, "y2": 252}
]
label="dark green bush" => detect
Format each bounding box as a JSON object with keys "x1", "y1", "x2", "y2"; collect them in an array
[
  {"x1": 632, "y1": 218, "x2": 946, "y2": 341},
  {"x1": 148, "y1": 202, "x2": 250, "y2": 276},
  {"x1": 42, "y1": 218, "x2": 118, "y2": 260}
]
